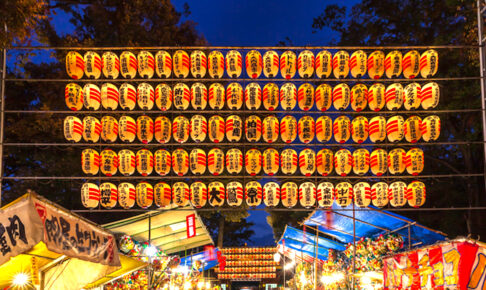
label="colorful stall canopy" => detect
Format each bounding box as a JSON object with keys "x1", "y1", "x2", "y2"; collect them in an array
[
  {"x1": 180, "y1": 249, "x2": 220, "y2": 271},
  {"x1": 303, "y1": 205, "x2": 446, "y2": 247}
]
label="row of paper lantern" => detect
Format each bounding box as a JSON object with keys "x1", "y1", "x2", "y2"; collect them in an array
[
  {"x1": 218, "y1": 273, "x2": 276, "y2": 279},
  {"x1": 64, "y1": 114, "x2": 440, "y2": 144},
  {"x1": 66, "y1": 81, "x2": 439, "y2": 112},
  {"x1": 81, "y1": 180, "x2": 426, "y2": 209},
  {"x1": 221, "y1": 248, "x2": 276, "y2": 254},
  {"x1": 80, "y1": 147, "x2": 424, "y2": 177},
  {"x1": 225, "y1": 260, "x2": 278, "y2": 267},
  {"x1": 216, "y1": 267, "x2": 276, "y2": 273},
  {"x1": 66, "y1": 49, "x2": 438, "y2": 80}
]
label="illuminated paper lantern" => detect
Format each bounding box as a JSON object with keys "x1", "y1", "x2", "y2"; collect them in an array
[
  {"x1": 421, "y1": 115, "x2": 441, "y2": 142},
  {"x1": 262, "y1": 148, "x2": 279, "y2": 176},
  {"x1": 82, "y1": 116, "x2": 101, "y2": 142},
  {"x1": 315, "y1": 50, "x2": 332, "y2": 78},
  {"x1": 190, "y1": 182, "x2": 207, "y2": 208},
  {"x1": 299, "y1": 182, "x2": 316, "y2": 208},
  {"x1": 333, "y1": 116, "x2": 351, "y2": 143},
  {"x1": 315, "y1": 116, "x2": 332, "y2": 143},
  {"x1": 245, "y1": 148, "x2": 262, "y2": 175},
  {"x1": 154, "y1": 182, "x2": 172, "y2": 208},
  {"x1": 64, "y1": 116, "x2": 83, "y2": 142},
  {"x1": 353, "y1": 148, "x2": 370, "y2": 175},
  {"x1": 226, "y1": 82, "x2": 244, "y2": 110},
  {"x1": 155, "y1": 83, "x2": 172, "y2": 111},
  {"x1": 154, "y1": 116, "x2": 171, "y2": 144},
  {"x1": 402, "y1": 50, "x2": 420, "y2": 79},
  {"x1": 369, "y1": 116, "x2": 386, "y2": 143},
  {"x1": 385, "y1": 83, "x2": 404, "y2": 110},
  {"x1": 386, "y1": 115, "x2": 405, "y2": 142},
  {"x1": 367, "y1": 50, "x2": 385, "y2": 79},
  {"x1": 389, "y1": 181, "x2": 407, "y2": 207},
  {"x1": 209, "y1": 83, "x2": 225, "y2": 110},
  {"x1": 263, "y1": 182, "x2": 280, "y2": 207},
  {"x1": 101, "y1": 83, "x2": 119, "y2": 110},
  {"x1": 208, "y1": 148, "x2": 225, "y2": 176},
  {"x1": 298, "y1": 83, "x2": 314, "y2": 111},
  {"x1": 81, "y1": 149, "x2": 100, "y2": 175},
  {"x1": 388, "y1": 148, "x2": 406, "y2": 175},
  {"x1": 120, "y1": 51, "x2": 137, "y2": 79},
  {"x1": 403, "y1": 83, "x2": 421, "y2": 110},
  {"x1": 65, "y1": 83, "x2": 83, "y2": 111},
  {"x1": 280, "y1": 83, "x2": 297, "y2": 110},
  {"x1": 118, "y1": 149, "x2": 136, "y2": 176},
  {"x1": 173, "y1": 83, "x2": 191, "y2": 110},
  {"x1": 190, "y1": 82, "x2": 208, "y2": 110},
  {"x1": 226, "y1": 50, "x2": 242, "y2": 78},
  {"x1": 280, "y1": 115, "x2": 297, "y2": 143},
  {"x1": 172, "y1": 182, "x2": 190, "y2": 207},
  {"x1": 119, "y1": 83, "x2": 137, "y2": 110},
  {"x1": 297, "y1": 50, "x2": 315, "y2": 78},
  {"x1": 368, "y1": 83, "x2": 386, "y2": 111},
  {"x1": 245, "y1": 115, "x2": 262, "y2": 142},
  {"x1": 137, "y1": 50, "x2": 155, "y2": 78},
  {"x1": 227, "y1": 181, "x2": 244, "y2": 207},
  {"x1": 208, "y1": 50, "x2": 225, "y2": 78},
  {"x1": 244, "y1": 83, "x2": 263, "y2": 111},
  {"x1": 83, "y1": 83, "x2": 101, "y2": 110},
  {"x1": 226, "y1": 115, "x2": 243, "y2": 142},
  {"x1": 245, "y1": 50, "x2": 263, "y2": 78},
  {"x1": 350, "y1": 50, "x2": 367, "y2": 78},
  {"x1": 384, "y1": 50, "x2": 402, "y2": 78},
  {"x1": 66, "y1": 51, "x2": 84, "y2": 79},
  {"x1": 316, "y1": 148, "x2": 333, "y2": 176},
  {"x1": 81, "y1": 183, "x2": 99, "y2": 208},
  {"x1": 100, "y1": 149, "x2": 118, "y2": 176},
  {"x1": 208, "y1": 181, "x2": 225, "y2": 207},
  {"x1": 245, "y1": 181, "x2": 262, "y2": 207},
  {"x1": 351, "y1": 116, "x2": 369, "y2": 143},
  {"x1": 313, "y1": 84, "x2": 332, "y2": 112},
  {"x1": 405, "y1": 148, "x2": 424, "y2": 175},
  {"x1": 334, "y1": 149, "x2": 352, "y2": 177},
  {"x1": 263, "y1": 50, "x2": 279, "y2": 78},
  {"x1": 335, "y1": 182, "x2": 352, "y2": 207},
  {"x1": 208, "y1": 115, "x2": 225, "y2": 143},
  {"x1": 420, "y1": 49, "x2": 438, "y2": 78},
  {"x1": 280, "y1": 51, "x2": 297, "y2": 79},
  {"x1": 102, "y1": 51, "x2": 120, "y2": 79},
  {"x1": 280, "y1": 148, "x2": 298, "y2": 175},
  {"x1": 190, "y1": 50, "x2": 207, "y2": 78},
  {"x1": 173, "y1": 50, "x2": 190, "y2": 78},
  {"x1": 350, "y1": 84, "x2": 368, "y2": 112},
  {"x1": 137, "y1": 83, "x2": 155, "y2": 110},
  {"x1": 333, "y1": 83, "x2": 350, "y2": 110},
  {"x1": 332, "y1": 50, "x2": 350, "y2": 78},
  {"x1": 353, "y1": 182, "x2": 371, "y2": 207},
  {"x1": 281, "y1": 182, "x2": 298, "y2": 208},
  {"x1": 155, "y1": 50, "x2": 172, "y2": 78},
  {"x1": 371, "y1": 182, "x2": 389, "y2": 207},
  {"x1": 370, "y1": 149, "x2": 388, "y2": 176},
  {"x1": 299, "y1": 148, "x2": 316, "y2": 176},
  {"x1": 190, "y1": 114, "x2": 207, "y2": 142},
  {"x1": 298, "y1": 115, "x2": 315, "y2": 144},
  {"x1": 421, "y1": 82, "x2": 440, "y2": 109},
  {"x1": 404, "y1": 116, "x2": 422, "y2": 143},
  {"x1": 317, "y1": 182, "x2": 334, "y2": 208},
  {"x1": 154, "y1": 149, "x2": 171, "y2": 176},
  {"x1": 407, "y1": 181, "x2": 426, "y2": 207},
  {"x1": 136, "y1": 149, "x2": 154, "y2": 176},
  {"x1": 189, "y1": 148, "x2": 206, "y2": 175},
  {"x1": 118, "y1": 182, "x2": 136, "y2": 209},
  {"x1": 226, "y1": 148, "x2": 243, "y2": 174},
  {"x1": 136, "y1": 115, "x2": 154, "y2": 144},
  {"x1": 99, "y1": 182, "x2": 117, "y2": 209},
  {"x1": 172, "y1": 115, "x2": 190, "y2": 143},
  {"x1": 172, "y1": 148, "x2": 189, "y2": 176},
  {"x1": 262, "y1": 83, "x2": 279, "y2": 111},
  {"x1": 262, "y1": 115, "x2": 279, "y2": 143}
]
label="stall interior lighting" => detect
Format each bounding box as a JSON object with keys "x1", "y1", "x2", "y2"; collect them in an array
[{"x1": 12, "y1": 272, "x2": 29, "y2": 287}]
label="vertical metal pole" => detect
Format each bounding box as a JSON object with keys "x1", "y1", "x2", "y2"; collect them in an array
[
  {"x1": 0, "y1": 25, "x2": 6, "y2": 208},
  {"x1": 477, "y1": 0, "x2": 486, "y2": 193},
  {"x1": 314, "y1": 227, "x2": 318, "y2": 288},
  {"x1": 352, "y1": 204, "x2": 356, "y2": 289},
  {"x1": 148, "y1": 214, "x2": 152, "y2": 289},
  {"x1": 283, "y1": 241, "x2": 286, "y2": 289}
]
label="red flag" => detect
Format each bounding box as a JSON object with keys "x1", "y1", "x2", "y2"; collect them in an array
[{"x1": 186, "y1": 214, "x2": 196, "y2": 238}]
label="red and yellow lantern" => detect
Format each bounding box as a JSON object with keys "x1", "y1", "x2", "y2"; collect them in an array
[
  {"x1": 190, "y1": 182, "x2": 207, "y2": 208},
  {"x1": 262, "y1": 115, "x2": 279, "y2": 143},
  {"x1": 172, "y1": 115, "x2": 190, "y2": 143},
  {"x1": 420, "y1": 49, "x2": 438, "y2": 78},
  {"x1": 421, "y1": 115, "x2": 441, "y2": 142},
  {"x1": 384, "y1": 50, "x2": 402, "y2": 78},
  {"x1": 173, "y1": 82, "x2": 190, "y2": 110},
  {"x1": 280, "y1": 83, "x2": 297, "y2": 110},
  {"x1": 83, "y1": 83, "x2": 101, "y2": 110},
  {"x1": 137, "y1": 82, "x2": 154, "y2": 110},
  {"x1": 81, "y1": 149, "x2": 100, "y2": 175},
  {"x1": 120, "y1": 51, "x2": 138, "y2": 79},
  {"x1": 101, "y1": 83, "x2": 119, "y2": 110},
  {"x1": 190, "y1": 50, "x2": 207, "y2": 78},
  {"x1": 155, "y1": 83, "x2": 172, "y2": 111},
  {"x1": 280, "y1": 51, "x2": 297, "y2": 79},
  {"x1": 226, "y1": 82, "x2": 244, "y2": 110},
  {"x1": 405, "y1": 148, "x2": 424, "y2": 175},
  {"x1": 402, "y1": 50, "x2": 420, "y2": 79},
  {"x1": 173, "y1": 50, "x2": 190, "y2": 78},
  {"x1": 262, "y1": 148, "x2": 279, "y2": 176},
  {"x1": 226, "y1": 181, "x2": 244, "y2": 207},
  {"x1": 245, "y1": 82, "x2": 262, "y2": 109},
  {"x1": 100, "y1": 149, "x2": 118, "y2": 176},
  {"x1": 119, "y1": 83, "x2": 137, "y2": 110},
  {"x1": 368, "y1": 83, "x2": 386, "y2": 112},
  {"x1": 315, "y1": 50, "x2": 333, "y2": 78},
  {"x1": 389, "y1": 181, "x2": 407, "y2": 207},
  {"x1": 371, "y1": 182, "x2": 389, "y2": 207},
  {"x1": 403, "y1": 83, "x2": 421, "y2": 110},
  {"x1": 226, "y1": 50, "x2": 242, "y2": 78},
  {"x1": 370, "y1": 149, "x2": 388, "y2": 176},
  {"x1": 369, "y1": 116, "x2": 387, "y2": 143},
  {"x1": 208, "y1": 148, "x2": 225, "y2": 176},
  {"x1": 102, "y1": 51, "x2": 120, "y2": 79},
  {"x1": 333, "y1": 83, "x2": 351, "y2": 110},
  {"x1": 299, "y1": 148, "x2": 316, "y2": 176},
  {"x1": 66, "y1": 51, "x2": 84, "y2": 79},
  {"x1": 136, "y1": 149, "x2": 153, "y2": 176},
  {"x1": 281, "y1": 182, "x2": 298, "y2": 208},
  {"x1": 64, "y1": 116, "x2": 83, "y2": 142},
  {"x1": 154, "y1": 182, "x2": 172, "y2": 208},
  {"x1": 208, "y1": 181, "x2": 225, "y2": 207},
  {"x1": 335, "y1": 182, "x2": 352, "y2": 207},
  {"x1": 191, "y1": 82, "x2": 208, "y2": 110},
  {"x1": 100, "y1": 182, "x2": 117, "y2": 209},
  {"x1": 333, "y1": 116, "x2": 351, "y2": 143},
  {"x1": 190, "y1": 114, "x2": 207, "y2": 143},
  {"x1": 208, "y1": 115, "x2": 225, "y2": 143},
  {"x1": 262, "y1": 83, "x2": 279, "y2": 110},
  {"x1": 263, "y1": 50, "x2": 279, "y2": 78},
  {"x1": 298, "y1": 83, "x2": 314, "y2": 111},
  {"x1": 208, "y1": 50, "x2": 225, "y2": 78},
  {"x1": 353, "y1": 148, "x2": 370, "y2": 175},
  {"x1": 385, "y1": 83, "x2": 404, "y2": 110},
  {"x1": 280, "y1": 149, "x2": 298, "y2": 175},
  {"x1": 118, "y1": 182, "x2": 136, "y2": 209},
  {"x1": 334, "y1": 149, "x2": 353, "y2": 176},
  {"x1": 226, "y1": 115, "x2": 243, "y2": 142},
  {"x1": 155, "y1": 50, "x2": 172, "y2": 78},
  {"x1": 314, "y1": 84, "x2": 332, "y2": 111},
  {"x1": 298, "y1": 116, "x2": 315, "y2": 144},
  {"x1": 298, "y1": 50, "x2": 315, "y2": 78},
  {"x1": 245, "y1": 50, "x2": 263, "y2": 79},
  {"x1": 263, "y1": 182, "x2": 280, "y2": 207},
  {"x1": 386, "y1": 115, "x2": 405, "y2": 142},
  {"x1": 245, "y1": 115, "x2": 262, "y2": 142},
  {"x1": 226, "y1": 148, "x2": 243, "y2": 174},
  {"x1": 316, "y1": 148, "x2": 333, "y2": 176},
  {"x1": 189, "y1": 148, "x2": 206, "y2": 175},
  {"x1": 315, "y1": 116, "x2": 333, "y2": 143},
  {"x1": 407, "y1": 181, "x2": 426, "y2": 207},
  {"x1": 387, "y1": 148, "x2": 406, "y2": 175},
  {"x1": 81, "y1": 183, "x2": 99, "y2": 208},
  {"x1": 332, "y1": 50, "x2": 350, "y2": 78},
  {"x1": 317, "y1": 182, "x2": 334, "y2": 208},
  {"x1": 353, "y1": 182, "x2": 371, "y2": 207},
  {"x1": 118, "y1": 149, "x2": 136, "y2": 176},
  {"x1": 245, "y1": 148, "x2": 262, "y2": 176},
  {"x1": 351, "y1": 116, "x2": 369, "y2": 143},
  {"x1": 209, "y1": 83, "x2": 225, "y2": 110},
  {"x1": 245, "y1": 181, "x2": 262, "y2": 207},
  {"x1": 172, "y1": 182, "x2": 190, "y2": 207},
  {"x1": 154, "y1": 116, "x2": 171, "y2": 144},
  {"x1": 404, "y1": 116, "x2": 422, "y2": 143},
  {"x1": 350, "y1": 50, "x2": 367, "y2": 78},
  {"x1": 367, "y1": 50, "x2": 385, "y2": 79},
  {"x1": 136, "y1": 115, "x2": 154, "y2": 144},
  {"x1": 118, "y1": 115, "x2": 136, "y2": 142},
  {"x1": 137, "y1": 50, "x2": 155, "y2": 78},
  {"x1": 154, "y1": 149, "x2": 171, "y2": 176},
  {"x1": 82, "y1": 116, "x2": 101, "y2": 142},
  {"x1": 350, "y1": 84, "x2": 368, "y2": 112},
  {"x1": 280, "y1": 115, "x2": 297, "y2": 143},
  {"x1": 172, "y1": 148, "x2": 189, "y2": 176},
  {"x1": 420, "y1": 82, "x2": 440, "y2": 109},
  {"x1": 65, "y1": 83, "x2": 83, "y2": 111}
]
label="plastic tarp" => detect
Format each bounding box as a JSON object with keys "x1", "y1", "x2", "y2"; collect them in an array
[{"x1": 180, "y1": 249, "x2": 219, "y2": 271}]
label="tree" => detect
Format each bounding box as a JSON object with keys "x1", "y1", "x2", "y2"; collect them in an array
[{"x1": 201, "y1": 212, "x2": 255, "y2": 247}]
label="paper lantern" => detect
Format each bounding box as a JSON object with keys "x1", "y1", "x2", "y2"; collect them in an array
[
  {"x1": 118, "y1": 149, "x2": 136, "y2": 176},
  {"x1": 333, "y1": 116, "x2": 351, "y2": 143},
  {"x1": 154, "y1": 116, "x2": 171, "y2": 143},
  {"x1": 208, "y1": 83, "x2": 225, "y2": 110},
  {"x1": 384, "y1": 50, "x2": 402, "y2": 78},
  {"x1": 66, "y1": 51, "x2": 84, "y2": 79},
  {"x1": 404, "y1": 116, "x2": 422, "y2": 143},
  {"x1": 371, "y1": 182, "x2": 389, "y2": 207},
  {"x1": 280, "y1": 51, "x2": 297, "y2": 79},
  {"x1": 102, "y1": 51, "x2": 120, "y2": 79},
  {"x1": 317, "y1": 182, "x2": 334, "y2": 208},
  {"x1": 350, "y1": 84, "x2": 368, "y2": 112},
  {"x1": 299, "y1": 182, "x2": 316, "y2": 208},
  {"x1": 333, "y1": 83, "x2": 350, "y2": 110},
  {"x1": 190, "y1": 82, "x2": 208, "y2": 110},
  {"x1": 136, "y1": 115, "x2": 154, "y2": 144},
  {"x1": 311, "y1": 85, "x2": 331, "y2": 113},
  {"x1": 226, "y1": 148, "x2": 243, "y2": 174},
  {"x1": 368, "y1": 83, "x2": 386, "y2": 112},
  {"x1": 353, "y1": 148, "x2": 370, "y2": 175},
  {"x1": 118, "y1": 182, "x2": 136, "y2": 209},
  {"x1": 173, "y1": 50, "x2": 190, "y2": 78},
  {"x1": 154, "y1": 83, "x2": 172, "y2": 111},
  {"x1": 386, "y1": 115, "x2": 405, "y2": 142},
  {"x1": 155, "y1": 50, "x2": 172, "y2": 78},
  {"x1": 315, "y1": 50, "x2": 332, "y2": 78},
  {"x1": 297, "y1": 116, "x2": 315, "y2": 143},
  {"x1": 81, "y1": 149, "x2": 100, "y2": 175},
  {"x1": 208, "y1": 115, "x2": 225, "y2": 143},
  {"x1": 101, "y1": 83, "x2": 119, "y2": 110},
  {"x1": 245, "y1": 50, "x2": 263, "y2": 78},
  {"x1": 402, "y1": 50, "x2": 420, "y2": 79},
  {"x1": 172, "y1": 83, "x2": 190, "y2": 110},
  {"x1": 367, "y1": 50, "x2": 385, "y2": 79},
  {"x1": 281, "y1": 182, "x2": 298, "y2": 208},
  {"x1": 350, "y1": 50, "x2": 367, "y2": 78},
  {"x1": 154, "y1": 182, "x2": 172, "y2": 208},
  {"x1": 120, "y1": 51, "x2": 137, "y2": 79},
  {"x1": 298, "y1": 83, "x2": 314, "y2": 111},
  {"x1": 314, "y1": 116, "x2": 332, "y2": 144},
  {"x1": 190, "y1": 182, "x2": 207, "y2": 208},
  {"x1": 226, "y1": 115, "x2": 243, "y2": 142},
  {"x1": 245, "y1": 148, "x2": 262, "y2": 175},
  {"x1": 190, "y1": 114, "x2": 207, "y2": 143},
  {"x1": 369, "y1": 116, "x2": 387, "y2": 143},
  {"x1": 351, "y1": 116, "x2": 369, "y2": 143},
  {"x1": 226, "y1": 50, "x2": 242, "y2": 78},
  {"x1": 420, "y1": 49, "x2": 438, "y2": 78},
  {"x1": 208, "y1": 50, "x2": 225, "y2": 78},
  {"x1": 299, "y1": 148, "x2": 316, "y2": 176},
  {"x1": 245, "y1": 181, "x2": 262, "y2": 207},
  {"x1": 261, "y1": 83, "x2": 279, "y2": 111},
  {"x1": 172, "y1": 182, "x2": 190, "y2": 207},
  {"x1": 280, "y1": 149, "x2": 298, "y2": 175},
  {"x1": 407, "y1": 181, "x2": 426, "y2": 207},
  {"x1": 99, "y1": 182, "x2": 117, "y2": 209},
  {"x1": 190, "y1": 50, "x2": 207, "y2": 78},
  {"x1": 421, "y1": 82, "x2": 440, "y2": 109},
  {"x1": 385, "y1": 83, "x2": 404, "y2": 110},
  {"x1": 280, "y1": 83, "x2": 297, "y2": 110},
  {"x1": 64, "y1": 116, "x2": 83, "y2": 142},
  {"x1": 263, "y1": 50, "x2": 279, "y2": 78},
  {"x1": 81, "y1": 183, "x2": 99, "y2": 208},
  {"x1": 136, "y1": 149, "x2": 153, "y2": 176},
  {"x1": 335, "y1": 182, "x2": 352, "y2": 207},
  {"x1": 334, "y1": 149, "x2": 352, "y2": 177},
  {"x1": 353, "y1": 182, "x2": 371, "y2": 207},
  {"x1": 208, "y1": 181, "x2": 225, "y2": 207},
  {"x1": 189, "y1": 148, "x2": 206, "y2": 175},
  {"x1": 332, "y1": 50, "x2": 350, "y2": 78},
  {"x1": 370, "y1": 149, "x2": 388, "y2": 176},
  {"x1": 316, "y1": 148, "x2": 333, "y2": 176},
  {"x1": 403, "y1": 83, "x2": 421, "y2": 110},
  {"x1": 100, "y1": 149, "x2": 118, "y2": 176},
  {"x1": 65, "y1": 83, "x2": 83, "y2": 111},
  {"x1": 137, "y1": 83, "x2": 154, "y2": 110},
  {"x1": 172, "y1": 115, "x2": 190, "y2": 143},
  {"x1": 262, "y1": 115, "x2": 279, "y2": 143},
  {"x1": 172, "y1": 148, "x2": 189, "y2": 176},
  {"x1": 245, "y1": 115, "x2": 262, "y2": 142},
  {"x1": 388, "y1": 148, "x2": 406, "y2": 175},
  {"x1": 137, "y1": 50, "x2": 155, "y2": 78},
  {"x1": 263, "y1": 182, "x2": 280, "y2": 207},
  {"x1": 82, "y1": 83, "x2": 101, "y2": 110},
  {"x1": 208, "y1": 148, "x2": 225, "y2": 176},
  {"x1": 421, "y1": 115, "x2": 441, "y2": 142},
  {"x1": 154, "y1": 149, "x2": 171, "y2": 176},
  {"x1": 226, "y1": 82, "x2": 244, "y2": 110},
  {"x1": 243, "y1": 83, "x2": 262, "y2": 110},
  {"x1": 405, "y1": 148, "x2": 424, "y2": 175},
  {"x1": 279, "y1": 115, "x2": 297, "y2": 144},
  {"x1": 297, "y1": 50, "x2": 315, "y2": 78},
  {"x1": 389, "y1": 181, "x2": 407, "y2": 207},
  {"x1": 226, "y1": 181, "x2": 244, "y2": 207},
  {"x1": 262, "y1": 148, "x2": 279, "y2": 176},
  {"x1": 118, "y1": 83, "x2": 136, "y2": 110},
  {"x1": 82, "y1": 116, "x2": 101, "y2": 142}
]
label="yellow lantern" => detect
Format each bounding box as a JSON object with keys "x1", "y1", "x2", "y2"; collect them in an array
[
  {"x1": 298, "y1": 116, "x2": 315, "y2": 144},
  {"x1": 208, "y1": 181, "x2": 225, "y2": 207},
  {"x1": 226, "y1": 115, "x2": 243, "y2": 142},
  {"x1": 419, "y1": 49, "x2": 438, "y2": 78},
  {"x1": 385, "y1": 83, "x2": 404, "y2": 110},
  {"x1": 263, "y1": 50, "x2": 279, "y2": 78},
  {"x1": 370, "y1": 149, "x2": 388, "y2": 176},
  {"x1": 367, "y1": 50, "x2": 385, "y2": 79},
  {"x1": 314, "y1": 116, "x2": 332, "y2": 143},
  {"x1": 120, "y1": 51, "x2": 138, "y2": 79},
  {"x1": 173, "y1": 50, "x2": 190, "y2": 78},
  {"x1": 190, "y1": 82, "x2": 208, "y2": 110},
  {"x1": 246, "y1": 50, "x2": 263, "y2": 78},
  {"x1": 83, "y1": 83, "x2": 101, "y2": 110},
  {"x1": 64, "y1": 116, "x2": 83, "y2": 142},
  {"x1": 82, "y1": 116, "x2": 101, "y2": 142},
  {"x1": 298, "y1": 50, "x2": 315, "y2": 78},
  {"x1": 119, "y1": 83, "x2": 137, "y2": 110},
  {"x1": 281, "y1": 182, "x2": 298, "y2": 208},
  {"x1": 280, "y1": 148, "x2": 298, "y2": 175},
  {"x1": 81, "y1": 149, "x2": 100, "y2": 175},
  {"x1": 333, "y1": 83, "x2": 351, "y2": 110},
  {"x1": 136, "y1": 115, "x2": 154, "y2": 144},
  {"x1": 314, "y1": 84, "x2": 332, "y2": 112},
  {"x1": 384, "y1": 50, "x2": 402, "y2": 78},
  {"x1": 280, "y1": 115, "x2": 297, "y2": 143},
  {"x1": 226, "y1": 181, "x2": 244, "y2": 207},
  {"x1": 172, "y1": 182, "x2": 190, "y2": 207},
  {"x1": 226, "y1": 82, "x2": 244, "y2": 110},
  {"x1": 262, "y1": 83, "x2": 279, "y2": 111},
  {"x1": 299, "y1": 148, "x2": 316, "y2": 176},
  {"x1": 190, "y1": 50, "x2": 207, "y2": 78},
  {"x1": 244, "y1": 83, "x2": 262, "y2": 110},
  {"x1": 386, "y1": 115, "x2": 405, "y2": 142},
  {"x1": 208, "y1": 148, "x2": 225, "y2": 176},
  {"x1": 333, "y1": 116, "x2": 351, "y2": 144},
  {"x1": 332, "y1": 50, "x2": 350, "y2": 78},
  {"x1": 154, "y1": 149, "x2": 171, "y2": 176},
  {"x1": 99, "y1": 182, "x2": 117, "y2": 209},
  {"x1": 352, "y1": 148, "x2": 370, "y2": 175},
  {"x1": 245, "y1": 181, "x2": 262, "y2": 207},
  {"x1": 136, "y1": 149, "x2": 153, "y2": 176},
  {"x1": 65, "y1": 83, "x2": 83, "y2": 111},
  {"x1": 299, "y1": 182, "x2": 316, "y2": 208},
  {"x1": 118, "y1": 182, "x2": 136, "y2": 209},
  {"x1": 262, "y1": 148, "x2": 279, "y2": 176},
  {"x1": 173, "y1": 82, "x2": 191, "y2": 110},
  {"x1": 172, "y1": 148, "x2": 189, "y2": 176},
  {"x1": 402, "y1": 50, "x2": 420, "y2": 79},
  {"x1": 280, "y1": 51, "x2": 297, "y2": 79},
  {"x1": 316, "y1": 148, "x2": 333, "y2": 176},
  {"x1": 155, "y1": 83, "x2": 172, "y2": 111},
  {"x1": 263, "y1": 182, "x2": 280, "y2": 207},
  {"x1": 66, "y1": 51, "x2": 84, "y2": 79},
  {"x1": 172, "y1": 115, "x2": 190, "y2": 143},
  {"x1": 154, "y1": 182, "x2": 172, "y2": 208},
  {"x1": 404, "y1": 116, "x2": 422, "y2": 143},
  {"x1": 190, "y1": 182, "x2": 207, "y2": 208},
  {"x1": 209, "y1": 83, "x2": 225, "y2": 110},
  {"x1": 226, "y1": 50, "x2": 243, "y2": 78},
  {"x1": 389, "y1": 181, "x2": 407, "y2": 207},
  {"x1": 226, "y1": 148, "x2": 243, "y2": 174},
  {"x1": 208, "y1": 50, "x2": 225, "y2": 78},
  {"x1": 335, "y1": 182, "x2": 352, "y2": 207},
  {"x1": 137, "y1": 83, "x2": 154, "y2": 110},
  {"x1": 403, "y1": 83, "x2": 421, "y2": 110},
  {"x1": 388, "y1": 148, "x2": 406, "y2": 175},
  {"x1": 369, "y1": 116, "x2": 386, "y2": 143},
  {"x1": 154, "y1": 116, "x2": 172, "y2": 144},
  {"x1": 298, "y1": 83, "x2": 314, "y2": 111},
  {"x1": 421, "y1": 82, "x2": 440, "y2": 110},
  {"x1": 190, "y1": 114, "x2": 207, "y2": 142},
  {"x1": 407, "y1": 181, "x2": 426, "y2": 207},
  {"x1": 245, "y1": 148, "x2": 262, "y2": 176},
  {"x1": 208, "y1": 115, "x2": 225, "y2": 143},
  {"x1": 350, "y1": 84, "x2": 368, "y2": 112},
  {"x1": 189, "y1": 148, "x2": 206, "y2": 175},
  {"x1": 101, "y1": 83, "x2": 119, "y2": 110},
  {"x1": 137, "y1": 50, "x2": 155, "y2": 78},
  {"x1": 317, "y1": 182, "x2": 334, "y2": 208},
  {"x1": 81, "y1": 183, "x2": 99, "y2": 208},
  {"x1": 371, "y1": 182, "x2": 389, "y2": 207},
  {"x1": 100, "y1": 149, "x2": 118, "y2": 176},
  {"x1": 334, "y1": 149, "x2": 352, "y2": 177},
  {"x1": 118, "y1": 149, "x2": 136, "y2": 176},
  {"x1": 421, "y1": 115, "x2": 441, "y2": 142},
  {"x1": 245, "y1": 115, "x2": 262, "y2": 142},
  {"x1": 353, "y1": 182, "x2": 371, "y2": 207},
  {"x1": 368, "y1": 83, "x2": 386, "y2": 111},
  {"x1": 155, "y1": 50, "x2": 172, "y2": 78},
  {"x1": 280, "y1": 83, "x2": 297, "y2": 110},
  {"x1": 101, "y1": 51, "x2": 120, "y2": 79},
  {"x1": 315, "y1": 50, "x2": 333, "y2": 78},
  {"x1": 262, "y1": 115, "x2": 279, "y2": 143},
  {"x1": 405, "y1": 148, "x2": 424, "y2": 175},
  {"x1": 350, "y1": 50, "x2": 367, "y2": 78},
  {"x1": 351, "y1": 116, "x2": 369, "y2": 143}
]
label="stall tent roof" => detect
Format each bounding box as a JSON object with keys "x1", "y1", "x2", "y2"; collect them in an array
[
  {"x1": 103, "y1": 205, "x2": 214, "y2": 254},
  {"x1": 180, "y1": 249, "x2": 219, "y2": 271}
]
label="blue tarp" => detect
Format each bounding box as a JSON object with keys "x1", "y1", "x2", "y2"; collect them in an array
[{"x1": 180, "y1": 249, "x2": 219, "y2": 271}]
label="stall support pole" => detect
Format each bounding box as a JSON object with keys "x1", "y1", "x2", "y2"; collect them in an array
[
  {"x1": 477, "y1": 0, "x2": 486, "y2": 193},
  {"x1": 148, "y1": 214, "x2": 152, "y2": 289},
  {"x1": 283, "y1": 241, "x2": 286, "y2": 289},
  {"x1": 0, "y1": 26, "x2": 6, "y2": 207},
  {"x1": 314, "y1": 227, "x2": 319, "y2": 288},
  {"x1": 352, "y1": 204, "x2": 356, "y2": 288}
]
